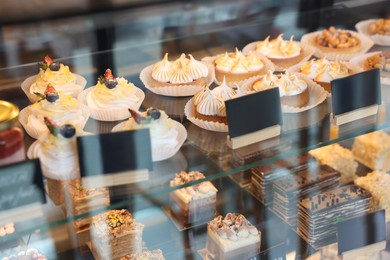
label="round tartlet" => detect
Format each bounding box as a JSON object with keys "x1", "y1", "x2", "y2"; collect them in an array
[
  {"x1": 368, "y1": 18, "x2": 390, "y2": 36},
  {"x1": 311, "y1": 26, "x2": 361, "y2": 54}
]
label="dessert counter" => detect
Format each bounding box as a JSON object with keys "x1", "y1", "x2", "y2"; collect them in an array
[{"x1": 1, "y1": 1, "x2": 390, "y2": 259}]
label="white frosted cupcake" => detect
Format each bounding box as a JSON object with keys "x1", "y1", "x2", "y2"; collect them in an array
[
  {"x1": 19, "y1": 84, "x2": 88, "y2": 139},
  {"x1": 113, "y1": 107, "x2": 187, "y2": 161},
  {"x1": 22, "y1": 55, "x2": 86, "y2": 102},
  {"x1": 79, "y1": 69, "x2": 144, "y2": 121},
  {"x1": 27, "y1": 118, "x2": 80, "y2": 205}
]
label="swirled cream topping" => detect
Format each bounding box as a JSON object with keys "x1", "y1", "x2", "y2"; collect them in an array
[
  {"x1": 211, "y1": 77, "x2": 237, "y2": 101},
  {"x1": 124, "y1": 109, "x2": 178, "y2": 148},
  {"x1": 30, "y1": 64, "x2": 77, "y2": 95},
  {"x1": 36, "y1": 133, "x2": 79, "y2": 180},
  {"x1": 255, "y1": 34, "x2": 301, "y2": 59},
  {"x1": 27, "y1": 93, "x2": 85, "y2": 134},
  {"x1": 252, "y1": 71, "x2": 307, "y2": 96},
  {"x1": 151, "y1": 53, "x2": 208, "y2": 83},
  {"x1": 300, "y1": 57, "x2": 349, "y2": 83},
  {"x1": 170, "y1": 171, "x2": 218, "y2": 202},
  {"x1": 214, "y1": 49, "x2": 264, "y2": 73},
  {"x1": 195, "y1": 88, "x2": 225, "y2": 116},
  {"x1": 208, "y1": 213, "x2": 259, "y2": 241},
  {"x1": 86, "y1": 77, "x2": 140, "y2": 109}
]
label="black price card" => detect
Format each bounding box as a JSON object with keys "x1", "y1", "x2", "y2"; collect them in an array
[
  {"x1": 331, "y1": 69, "x2": 381, "y2": 125},
  {"x1": 225, "y1": 88, "x2": 282, "y2": 149},
  {"x1": 77, "y1": 129, "x2": 153, "y2": 188},
  {"x1": 337, "y1": 210, "x2": 386, "y2": 255},
  {"x1": 0, "y1": 159, "x2": 45, "y2": 225}
]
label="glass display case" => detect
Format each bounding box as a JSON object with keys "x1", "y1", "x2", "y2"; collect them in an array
[{"x1": 0, "y1": 0, "x2": 390, "y2": 259}]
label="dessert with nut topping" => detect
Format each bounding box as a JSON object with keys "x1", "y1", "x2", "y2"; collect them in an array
[
  {"x1": 90, "y1": 209, "x2": 144, "y2": 259},
  {"x1": 312, "y1": 26, "x2": 361, "y2": 54},
  {"x1": 368, "y1": 18, "x2": 390, "y2": 36},
  {"x1": 363, "y1": 51, "x2": 390, "y2": 78}
]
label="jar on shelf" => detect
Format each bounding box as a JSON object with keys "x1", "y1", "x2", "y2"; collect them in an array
[{"x1": 0, "y1": 100, "x2": 25, "y2": 166}]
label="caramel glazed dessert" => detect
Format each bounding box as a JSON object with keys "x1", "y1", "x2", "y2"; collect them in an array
[{"x1": 312, "y1": 26, "x2": 361, "y2": 53}]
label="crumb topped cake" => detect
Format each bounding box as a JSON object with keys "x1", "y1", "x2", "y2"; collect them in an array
[
  {"x1": 206, "y1": 213, "x2": 260, "y2": 260},
  {"x1": 170, "y1": 171, "x2": 217, "y2": 226},
  {"x1": 90, "y1": 209, "x2": 144, "y2": 259},
  {"x1": 312, "y1": 26, "x2": 361, "y2": 53}
]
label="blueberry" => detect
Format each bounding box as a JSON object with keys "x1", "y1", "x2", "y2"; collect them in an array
[
  {"x1": 146, "y1": 107, "x2": 161, "y2": 120},
  {"x1": 60, "y1": 124, "x2": 76, "y2": 138},
  {"x1": 46, "y1": 93, "x2": 59, "y2": 103},
  {"x1": 105, "y1": 79, "x2": 118, "y2": 89},
  {"x1": 49, "y1": 62, "x2": 61, "y2": 71}
]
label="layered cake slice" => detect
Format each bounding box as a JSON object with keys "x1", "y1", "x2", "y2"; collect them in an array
[
  {"x1": 64, "y1": 180, "x2": 110, "y2": 230},
  {"x1": 90, "y1": 209, "x2": 144, "y2": 259},
  {"x1": 251, "y1": 153, "x2": 314, "y2": 205},
  {"x1": 272, "y1": 163, "x2": 340, "y2": 226},
  {"x1": 169, "y1": 171, "x2": 217, "y2": 226},
  {"x1": 206, "y1": 213, "x2": 261, "y2": 260},
  {"x1": 297, "y1": 184, "x2": 371, "y2": 248},
  {"x1": 352, "y1": 131, "x2": 390, "y2": 171},
  {"x1": 354, "y1": 171, "x2": 390, "y2": 221},
  {"x1": 309, "y1": 144, "x2": 358, "y2": 184}
]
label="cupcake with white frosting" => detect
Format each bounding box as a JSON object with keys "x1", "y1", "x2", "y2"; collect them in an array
[
  {"x1": 78, "y1": 69, "x2": 144, "y2": 121},
  {"x1": 140, "y1": 53, "x2": 213, "y2": 97},
  {"x1": 19, "y1": 84, "x2": 88, "y2": 139},
  {"x1": 21, "y1": 55, "x2": 86, "y2": 102},
  {"x1": 112, "y1": 107, "x2": 187, "y2": 161}
]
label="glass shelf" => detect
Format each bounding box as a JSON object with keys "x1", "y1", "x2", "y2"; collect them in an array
[{"x1": 1, "y1": 0, "x2": 390, "y2": 259}]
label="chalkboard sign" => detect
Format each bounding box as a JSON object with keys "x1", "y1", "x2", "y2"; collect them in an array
[
  {"x1": 0, "y1": 159, "x2": 45, "y2": 212},
  {"x1": 331, "y1": 69, "x2": 381, "y2": 116},
  {"x1": 337, "y1": 210, "x2": 386, "y2": 254},
  {"x1": 77, "y1": 129, "x2": 153, "y2": 188},
  {"x1": 226, "y1": 88, "x2": 282, "y2": 138}
]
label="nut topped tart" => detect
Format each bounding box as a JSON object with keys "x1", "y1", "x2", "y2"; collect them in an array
[
  {"x1": 80, "y1": 69, "x2": 144, "y2": 121},
  {"x1": 20, "y1": 84, "x2": 88, "y2": 139},
  {"x1": 213, "y1": 48, "x2": 267, "y2": 83},
  {"x1": 169, "y1": 171, "x2": 218, "y2": 226},
  {"x1": 363, "y1": 51, "x2": 390, "y2": 75},
  {"x1": 368, "y1": 18, "x2": 390, "y2": 36},
  {"x1": 90, "y1": 209, "x2": 144, "y2": 259},
  {"x1": 311, "y1": 26, "x2": 361, "y2": 54},
  {"x1": 206, "y1": 213, "x2": 261, "y2": 260},
  {"x1": 25, "y1": 55, "x2": 85, "y2": 101}
]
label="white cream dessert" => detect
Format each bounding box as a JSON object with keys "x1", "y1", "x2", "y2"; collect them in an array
[
  {"x1": 252, "y1": 70, "x2": 309, "y2": 107},
  {"x1": 29, "y1": 55, "x2": 79, "y2": 97},
  {"x1": 151, "y1": 53, "x2": 209, "y2": 86},
  {"x1": 126, "y1": 107, "x2": 179, "y2": 149},
  {"x1": 256, "y1": 34, "x2": 302, "y2": 59},
  {"x1": 26, "y1": 84, "x2": 86, "y2": 138},
  {"x1": 214, "y1": 49, "x2": 265, "y2": 82},
  {"x1": 169, "y1": 171, "x2": 218, "y2": 225},
  {"x1": 206, "y1": 213, "x2": 261, "y2": 260},
  {"x1": 86, "y1": 69, "x2": 140, "y2": 110},
  {"x1": 299, "y1": 57, "x2": 351, "y2": 92}
]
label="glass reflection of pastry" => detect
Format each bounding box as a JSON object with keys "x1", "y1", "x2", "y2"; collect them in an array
[
  {"x1": 312, "y1": 26, "x2": 361, "y2": 53},
  {"x1": 368, "y1": 18, "x2": 390, "y2": 36}
]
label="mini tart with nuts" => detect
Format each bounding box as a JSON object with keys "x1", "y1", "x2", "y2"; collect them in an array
[
  {"x1": 368, "y1": 18, "x2": 390, "y2": 36},
  {"x1": 151, "y1": 53, "x2": 209, "y2": 87},
  {"x1": 214, "y1": 49, "x2": 265, "y2": 83},
  {"x1": 363, "y1": 51, "x2": 390, "y2": 74},
  {"x1": 312, "y1": 26, "x2": 361, "y2": 54}
]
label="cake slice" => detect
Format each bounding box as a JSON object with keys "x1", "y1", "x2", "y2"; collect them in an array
[
  {"x1": 354, "y1": 171, "x2": 390, "y2": 221},
  {"x1": 169, "y1": 171, "x2": 217, "y2": 226},
  {"x1": 309, "y1": 144, "x2": 358, "y2": 184},
  {"x1": 64, "y1": 180, "x2": 110, "y2": 230},
  {"x1": 272, "y1": 163, "x2": 340, "y2": 226},
  {"x1": 297, "y1": 184, "x2": 371, "y2": 248},
  {"x1": 206, "y1": 213, "x2": 261, "y2": 260},
  {"x1": 90, "y1": 209, "x2": 144, "y2": 259},
  {"x1": 352, "y1": 131, "x2": 390, "y2": 171}
]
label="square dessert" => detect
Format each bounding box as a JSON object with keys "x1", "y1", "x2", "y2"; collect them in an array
[
  {"x1": 354, "y1": 171, "x2": 390, "y2": 221},
  {"x1": 90, "y1": 209, "x2": 144, "y2": 259},
  {"x1": 352, "y1": 131, "x2": 390, "y2": 171},
  {"x1": 272, "y1": 163, "x2": 340, "y2": 226},
  {"x1": 169, "y1": 171, "x2": 217, "y2": 226},
  {"x1": 309, "y1": 144, "x2": 358, "y2": 184},
  {"x1": 64, "y1": 180, "x2": 110, "y2": 230},
  {"x1": 251, "y1": 153, "x2": 314, "y2": 205},
  {"x1": 297, "y1": 184, "x2": 371, "y2": 248},
  {"x1": 206, "y1": 213, "x2": 260, "y2": 260}
]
